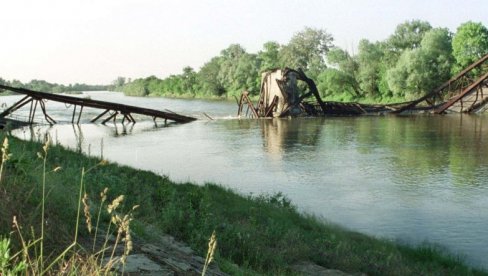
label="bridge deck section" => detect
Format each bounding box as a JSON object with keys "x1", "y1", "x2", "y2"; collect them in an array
[{"x1": 0, "y1": 85, "x2": 196, "y2": 124}]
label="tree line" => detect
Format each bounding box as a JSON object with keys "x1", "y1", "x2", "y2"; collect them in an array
[
  {"x1": 114, "y1": 20, "x2": 488, "y2": 103},
  {"x1": 0, "y1": 78, "x2": 109, "y2": 94}
]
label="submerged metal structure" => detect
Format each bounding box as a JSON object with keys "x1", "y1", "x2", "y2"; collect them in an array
[
  {"x1": 238, "y1": 68, "x2": 326, "y2": 118},
  {"x1": 237, "y1": 68, "x2": 401, "y2": 118},
  {"x1": 0, "y1": 84, "x2": 196, "y2": 125},
  {"x1": 238, "y1": 54, "x2": 488, "y2": 118}
]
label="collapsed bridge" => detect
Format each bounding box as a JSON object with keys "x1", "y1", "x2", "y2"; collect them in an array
[
  {"x1": 237, "y1": 53, "x2": 488, "y2": 118},
  {"x1": 0, "y1": 85, "x2": 196, "y2": 125}
]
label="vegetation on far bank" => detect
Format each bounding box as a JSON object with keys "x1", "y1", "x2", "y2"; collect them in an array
[
  {"x1": 0, "y1": 78, "x2": 109, "y2": 94},
  {"x1": 0, "y1": 132, "x2": 486, "y2": 275},
  {"x1": 112, "y1": 20, "x2": 488, "y2": 104},
  {"x1": 2, "y1": 20, "x2": 487, "y2": 106}
]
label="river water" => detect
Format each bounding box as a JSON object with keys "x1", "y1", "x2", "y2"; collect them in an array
[{"x1": 3, "y1": 91, "x2": 488, "y2": 268}]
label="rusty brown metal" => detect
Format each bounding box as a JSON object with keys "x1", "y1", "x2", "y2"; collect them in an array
[
  {"x1": 237, "y1": 91, "x2": 258, "y2": 118},
  {"x1": 293, "y1": 68, "x2": 327, "y2": 114},
  {"x1": 0, "y1": 95, "x2": 32, "y2": 118},
  {"x1": 393, "y1": 53, "x2": 488, "y2": 114},
  {"x1": 435, "y1": 71, "x2": 488, "y2": 113},
  {"x1": 38, "y1": 99, "x2": 56, "y2": 124},
  {"x1": 264, "y1": 95, "x2": 279, "y2": 117},
  {"x1": 238, "y1": 68, "x2": 381, "y2": 118},
  {"x1": 91, "y1": 109, "x2": 110, "y2": 123},
  {"x1": 0, "y1": 84, "x2": 196, "y2": 124}
]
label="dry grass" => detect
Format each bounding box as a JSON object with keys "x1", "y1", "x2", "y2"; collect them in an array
[{"x1": 202, "y1": 230, "x2": 217, "y2": 276}]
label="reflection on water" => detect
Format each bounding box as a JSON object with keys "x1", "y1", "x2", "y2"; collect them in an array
[
  {"x1": 7, "y1": 92, "x2": 488, "y2": 268},
  {"x1": 14, "y1": 121, "x2": 173, "y2": 159},
  {"x1": 259, "y1": 118, "x2": 325, "y2": 160}
]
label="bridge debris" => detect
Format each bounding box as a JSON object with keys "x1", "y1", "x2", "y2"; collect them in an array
[
  {"x1": 237, "y1": 68, "x2": 403, "y2": 117},
  {"x1": 393, "y1": 53, "x2": 488, "y2": 114},
  {"x1": 0, "y1": 85, "x2": 196, "y2": 125},
  {"x1": 237, "y1": 53, "x2": 488, "y2": 118}
]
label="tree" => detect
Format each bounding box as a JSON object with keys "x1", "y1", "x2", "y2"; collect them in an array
[
  {"x1": 279, "y1": 27, "x2": 334, "y2": 79},
  {"x1": 258, "y1": 41, "x2": 280, "y2": 72},
  {"x1": 316, "y1": 68, "x2": 357, "y2": 101},
  {"x1": 217, "y1": 44, "x2": 247, "y2": 95},
  {"x1": 233, "y1": 53, "x2": 260, "y2": 96},
  {"x1": 417, "y1": 28, "x2": 453, "y2": 92},
  {"x1": 388, "y1": 20, "x2": 432, "y2": 50},
  {"x1": 113, "y1": 77, "x2": 126, "y2": 88},
  {"x1": 327, "y1": 48, "x2": 358, "y2": 74},
  {"x1": 197, "y1": 57, "x2": 225, "y2": 96},
  {"x1": 383, "y1": 20, "x2": 432, "y2": 66},
  {"x1": 452, "y1": 21, "x2": 488, "y2": 72},
  {"x1": 144, "y1": 76, "x2": 163, "y2": 95},
  {"x1": 214, "y1": 44, "x2": 261, "y2": 97},
  {"x1": 122, "y1": 79, "x2": 149, "y2": 96},
  {"x1": 27, "y1": 80, "x2": 52, "y2": 92},
  {"x1": 326, "y1": 48, "x2": 360, "y2": 96},
  {"x1": 357, "y1": 39, "x2": 384, "y2": 98},
  {"x1": 387, "y1": 28, "x2": 453, "y2": 99},
  {"x1": 181, "y1": 66, "x2": 197, "y2": 93},
  {"x1": 165, "y1": 75, "x2": 183, "y2": 94}
]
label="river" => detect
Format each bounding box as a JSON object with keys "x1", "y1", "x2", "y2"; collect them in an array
[{"x1": 3, "y1": 91, "x2": 488, "y2": 268}]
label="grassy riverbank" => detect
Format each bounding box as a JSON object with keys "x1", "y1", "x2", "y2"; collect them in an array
[{"x1": 0, "y1": 134, "x2": 486, "y2": 275}]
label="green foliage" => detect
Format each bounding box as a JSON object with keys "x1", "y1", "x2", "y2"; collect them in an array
[
  {"x1": 357, "y1": 39, "x2": 384, "y2": 98},
  {"x1": 122, "y1": 78, "x2": 149, "y2": 96},
  {"x1": 112, "y1": 76, "x2": 126, "y2": 88},
  {"x1": 181, "y1": 66, "x2": 197, "y2": 93},
  {"x1": 113, "y1": 20, "x2": 486, "y2": 104},
  {"x1": 258, "y1": 41, "x2": 281, "y2": 71},
  {"x1": 233, "y1": 53, "x2": 260, "y2": 96},
  {"x1": 217, "y1": 44, "x2": 247, "y2": 91},
  {"x1": 198, "y1": 57, "x2": 225, "y2": 97},
  {"x1": 383, "y1": 20, "x2": 432, "y2": 66},
  {"x1": 452, "y1": 21, "x2": 488, "y2": 72},
  {"x1": 217, "y1": 44, "x2": 260, "y2": 97},
  {"x1": 319, "y1": 20, "x2": 455, "y2": 103},
  {"x1": 316, "y1": 69, "x2": 357, "y2": 101},
  {"x1": 387, "y1": 28, "x2": 453, "y2": 99},
  {"x1": 326, "y1": 48, "x2": 360, "y2": 97},
  {"x1": 327, "y1": 48, "x2": 358, "y2": 74},
  {"x1": 279, "y1": 27, "x2": 333, "y2": 79},
  {"x1": 0, "y1": 238, "x2": 27, "y2": 276},
  {"x1": 0, "y1": 79, "x2": 109, "y2": 94}
]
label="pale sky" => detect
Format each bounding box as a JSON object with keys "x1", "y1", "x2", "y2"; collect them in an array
[{"x1": 1, "y1": 0, "x2": 487, "y2": 85}]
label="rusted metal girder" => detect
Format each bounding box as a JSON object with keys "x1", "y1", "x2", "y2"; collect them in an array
[
  {"x1": 28, "y1": 100, "x2": 38, "y2": 124},
  {"x1": 292, "y1": 68, "x2": 327, "y2": 114},
  {"x1": 0, "y1": 95, "x2": 32, "y2": 118},
  {"x1": 435, "y1": 71, "x2": 488, "y2": 113},
  {"x1": 237, "y1": 91, "x2": 259, "y2": 118},
  {"x1": 264, "y1": 96, "x2": 279, "y2": 117},
  {"x1": 0, "y1": 84, "x2": 197, "y2": 124},
  {"x1": 393, "y1": 53, "x2": 488, "y2": 114}
]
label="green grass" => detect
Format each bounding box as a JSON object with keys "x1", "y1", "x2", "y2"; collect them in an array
[{"x1": 0, "y1": 134, "x2": 486, "y2": 275}]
